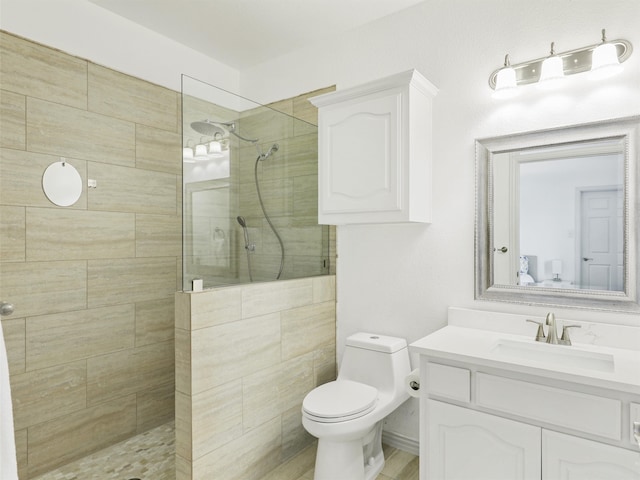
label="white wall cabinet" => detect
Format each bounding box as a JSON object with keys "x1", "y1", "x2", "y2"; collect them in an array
[
  {"x1": 310, "y1": 70, "x2": 437, "y2": 224},
  {"x1": 428, "y1": 400, "x2": 541, "y2": 480}
]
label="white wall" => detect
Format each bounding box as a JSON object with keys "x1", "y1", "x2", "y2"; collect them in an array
[
  {"x1": 0, "y1": 0, "x2": 239, "y2": 93},
  {"x1": 240, "y1": 0, "x2": 640, "y2": 440}
]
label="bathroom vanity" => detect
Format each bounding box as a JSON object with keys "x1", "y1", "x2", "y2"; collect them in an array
[{"x1": 410, "y1": 308, "x2": 640, "y2": 480}]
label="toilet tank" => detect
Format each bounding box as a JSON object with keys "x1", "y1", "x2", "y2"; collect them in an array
[{"x1": 338, "y1": 333, "x2": 411, "y2": 393}]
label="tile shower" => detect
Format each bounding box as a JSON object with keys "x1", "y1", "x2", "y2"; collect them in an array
[{"x1": 1, "y1": 30, "x2": 337, "y2": 479}]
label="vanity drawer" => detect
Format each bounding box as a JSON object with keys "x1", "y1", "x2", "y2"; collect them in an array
[
  {"x1": 476, "y1": 373, "x2": 621, "y2": 440},
  {"x1": 427, "y1": 363, "x2": 470, "y2": 403}
]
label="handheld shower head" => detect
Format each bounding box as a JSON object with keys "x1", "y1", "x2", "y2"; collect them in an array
[{"x1": 236, "y1": 216, "x2": 247, "y2": 228}]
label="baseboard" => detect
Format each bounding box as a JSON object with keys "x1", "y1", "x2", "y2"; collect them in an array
[{"x1": 381, "y1": 430, "x2": 419, "y2": 456}]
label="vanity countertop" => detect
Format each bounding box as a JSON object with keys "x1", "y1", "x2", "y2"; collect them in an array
[{"x1": 410, "y1": 325, "x2": 640, "y2": 395}]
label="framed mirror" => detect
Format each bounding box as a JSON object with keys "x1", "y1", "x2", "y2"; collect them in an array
[{"x1": 475, "y1": 116, "x2": 640, "y2": 312}]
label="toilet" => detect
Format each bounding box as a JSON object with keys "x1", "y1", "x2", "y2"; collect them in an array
[{"x1": 301, "y1": 332, "x2": 411, "y2": 480}]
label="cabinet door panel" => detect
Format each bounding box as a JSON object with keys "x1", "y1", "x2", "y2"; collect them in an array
[
  {"x1": 428, "y1": 400, "x2": 541, "y2": 480},
  {"x1": 543, "y1": 430, "x2": 640, "y2": 480}
]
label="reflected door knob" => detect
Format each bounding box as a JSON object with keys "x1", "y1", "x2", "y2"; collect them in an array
[
  {"x1": 583, "y1": 257, "x2": 594, "y2": 261},
  {"x1": 0, "y1": 301, "x2": 14, "y2": 316},
  {"x1": 496, "y1": 246, "x2": 508, "y2": 253}
]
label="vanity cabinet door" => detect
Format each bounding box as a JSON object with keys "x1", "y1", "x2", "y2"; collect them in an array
[
  {"x1": 428, "y1": 400, "x2": 541, "y2": 480},
  {"x1": 542, "y1": 430, "x2": 640, "y2": 479}
]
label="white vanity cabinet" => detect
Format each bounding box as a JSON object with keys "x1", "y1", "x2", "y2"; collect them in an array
[
  {"x1": 309, "y1": 70, "x2": 438, "y2": 225},
  {"x1": 417, "y1": 355, "x2": 640, "y2": 480}
]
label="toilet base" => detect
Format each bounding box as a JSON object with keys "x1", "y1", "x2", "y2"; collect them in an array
[{"x1": 312, "y1": 422, "x2": 385, "y2": 480}]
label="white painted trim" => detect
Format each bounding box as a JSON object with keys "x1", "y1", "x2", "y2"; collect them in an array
[{"x1": 382, "y1": 430, "x2": 419, "y2": 457}]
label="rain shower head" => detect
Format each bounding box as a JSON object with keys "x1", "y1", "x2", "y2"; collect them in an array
[{"x1": 190, "y1": 119, "x2": 259, "y2": 143}]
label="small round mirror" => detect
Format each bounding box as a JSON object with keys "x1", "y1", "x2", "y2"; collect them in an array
[{"x1": 42, "y1": 160, "x2": 83, "y2": 207}]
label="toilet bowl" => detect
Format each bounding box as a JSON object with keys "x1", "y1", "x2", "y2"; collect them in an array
[{"x1": 301, "y1": 332, "x2": 411, "y2": 480}]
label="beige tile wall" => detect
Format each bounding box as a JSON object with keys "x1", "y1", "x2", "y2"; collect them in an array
[
  {"x1": 0, "y1": 31, "x2": 179, "y2": 478},
  {"x1": 175, "y1": 275, "x2": 336, "y2": 480}
]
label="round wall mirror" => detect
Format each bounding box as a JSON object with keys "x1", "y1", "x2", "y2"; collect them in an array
[{"x1": 42, "y1": 160, "x2": 83, "y2": 207}]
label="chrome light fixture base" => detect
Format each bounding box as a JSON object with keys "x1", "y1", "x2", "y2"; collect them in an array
[{"x1": 489, "y1": 39, "x2": 632, "y2": 90}]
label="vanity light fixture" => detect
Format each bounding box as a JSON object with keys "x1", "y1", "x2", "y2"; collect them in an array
[
  {"x1": 489, "y1": 29, "x2": 632, "y2": 95},
  {"x1": 209, "y1": 140, "x2": 223, "y2": 157}
]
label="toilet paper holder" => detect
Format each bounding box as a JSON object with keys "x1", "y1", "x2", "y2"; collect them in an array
[{"x1": 409, "y1": 379, "x2": 420, "y2": 391}]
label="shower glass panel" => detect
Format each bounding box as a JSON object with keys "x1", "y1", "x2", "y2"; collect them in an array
[{"x1": 181, "y1": 75, "x2": 329, "y2": 290}]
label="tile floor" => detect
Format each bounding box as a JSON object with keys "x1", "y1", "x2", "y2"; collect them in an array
[{"x1": 32, "y1": 421, "x2": 419, "y2": 480}]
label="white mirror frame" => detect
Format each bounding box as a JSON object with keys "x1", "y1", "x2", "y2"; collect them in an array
[{"x1": 475, "y1": 116, "x2": 640, "y2": 313}]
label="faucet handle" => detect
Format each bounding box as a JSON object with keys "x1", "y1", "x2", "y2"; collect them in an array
[
  {"x1": 559, "y1": 324, "x2": 581, "y2": 346},
  {"x1": 526, "y1": 319, "x2": 546, "y2": 342}
]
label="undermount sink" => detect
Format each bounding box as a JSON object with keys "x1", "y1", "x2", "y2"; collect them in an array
[{"x1": 491, "y1": 338, "x2": 615, "y2": 373}]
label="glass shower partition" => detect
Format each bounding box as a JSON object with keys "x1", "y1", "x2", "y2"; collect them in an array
[{"x1": 181, "y1": 75, "x2": 329, "y2": 290}]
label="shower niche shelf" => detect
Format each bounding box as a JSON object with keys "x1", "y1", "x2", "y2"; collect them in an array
[{"x1": 310, "y1": 69, "x2": 437, "y2": 225}]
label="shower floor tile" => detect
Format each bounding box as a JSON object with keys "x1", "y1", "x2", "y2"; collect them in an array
[{"x1": 31, "y1": 421, "x2": 175, "y2": 480}]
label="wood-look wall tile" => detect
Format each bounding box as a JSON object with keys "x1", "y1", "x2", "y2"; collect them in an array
[
  {"x1": 27, "y1": 98, "x2": 135, "y2": 167},
  {"x1": 293, "y1": 175, "x2": 318, "y2": 217},
  {"x1": 175, "y1": 292, "x2": 191, "y2": 331},
  {"x1": 0, "y1": 260, "x2": 87, "y2": 317},
  {"x1": 312, "y1": 275, "x2": 335, "y2": 304},
  {"x1": 25, "y1": 304, "x2": 135, "y2": 370},
  {"x1": 263, "y1": 441, "x2": 316, "y2": 480},
  {"x1": 0, "y1": 205, "x2": 25, "y2": 262},
  {"x1": 176, "y1": 454, "x2": 192, "y2": 480},
  {"x1": 0, "y1": 149, "x2": 88, "y2": 208},
  {"x1": 190, "y1": 286, "x2": 242, "y2": 330},
  {"x1": 14, "y1": 428, "x2": 27, "y2": 480},
  {"x1": 136, "y1": 381, "x2": 175, "y2": 432},
  {"x1": 239, "y1": 105, "x2": 294, "y2": 146},
  {"x1": 0, "y1": 89, "x2": 26, "y2": 149},
  {"x1": 136, "y1": 296, "x2": 175, "y2": 347},
  {"x1": 281, "y1": 301, "x2": 335, "y2": 361},
  {"x1": 0, "y1": 32, "x2": 87, "y2": 109},
  {"x1": 175, "y1": 390, "x2": 193, "y2": 461},
  {"x1": 88, "y1": 257, "x2": 176, "y2": 308},
  {"x1": 175, "y1": 328, "x2": 191, "y2": 395},
  {"x1": 136, "y1": 124, "x2": 181, "y2": 174},
  {"x1": 240, "y1": 278, "x2": 313, "y2": 319},
  {"x1": 88, "y1": 162, "x2": 177, "y2": 215},
  {"x1": 281, "y1": 405, "x2": 315, "y2": 462},
  {"x1": 2, "y1": 317, "x2": 25, "y2": 375},
  {"x1": 135, "y1": 213, "x2": 181, "y2": 258},
  {"x1": 27, "y1": 395, "x2": 137, "y2": 478},
  {"x1": 86, "y1": 340, "x2": 174, "y2": 405},
  {"x1": 88, "y1": 63, "x2": 179, "y2": 132},
  {"x1": 191, "y1": 381, "x2": 242, "y2": 461},
  {"x1": 26, "y1": 207, "x2": 135, "y2": 261},
  {"x1": 191, "y1": 313, "x2": 280, "y2": 394},
  {"x1": 11, "y1": 361, "x2": 86, "y2": 430},
  {"x1": 278, "y1": 353, "x2": 314, "y2": 413},
  {"x1": 193, "y1": 417, "x2": 281, "y2": 480},
  {"x1": 292, "y1": 86, "x2": 335, "y2": 126}
]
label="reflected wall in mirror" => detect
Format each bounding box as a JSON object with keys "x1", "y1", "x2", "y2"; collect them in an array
[{"x1": 476, "y1": 116, "x2": 640, "y2": 312}]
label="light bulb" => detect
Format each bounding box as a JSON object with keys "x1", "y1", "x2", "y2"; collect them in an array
[
  {"x1": 493, "y1": 54, "x2": 519, "y2": 99},
  {"x1": 539, "y1": 42, "x2": 565, "y2": 89},
  {"x1": 591, "y1": 31, "x2": 622, "y2": 80},
  {"x1": 194, "y1": 144, "x2": 208, "y2": 159},
  {"x1": 209, "y1": 140, "x2": 223, "y2": 157}
]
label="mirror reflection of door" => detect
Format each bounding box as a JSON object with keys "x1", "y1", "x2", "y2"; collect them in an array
[
  {"x1": 578, "y1": 187, "x2": 624, "y2": 291},
  {"x1": 492, "y1": 152, "x2": 519, "y2": 285}
]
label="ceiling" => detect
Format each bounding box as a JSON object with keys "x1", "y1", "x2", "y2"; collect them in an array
[{"x1": 87, "y1": 0, "x2": 425, "y2": 69}]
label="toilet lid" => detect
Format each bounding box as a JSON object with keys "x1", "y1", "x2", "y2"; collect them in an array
[{"x1": 302, "y1": 380, "x2": 378, "y2": 421}]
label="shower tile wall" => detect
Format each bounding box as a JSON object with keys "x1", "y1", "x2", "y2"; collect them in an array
[
  {"x1": 174, "y1": 275, "x2": 336, "y2": 480},
  {"x1": 0, "y1": 31, "x2": 180, "y2": 478}
]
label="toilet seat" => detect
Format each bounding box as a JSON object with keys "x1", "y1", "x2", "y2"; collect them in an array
[{"x1": 302, "y1": 380, "x2": 378, "y2": 423}]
